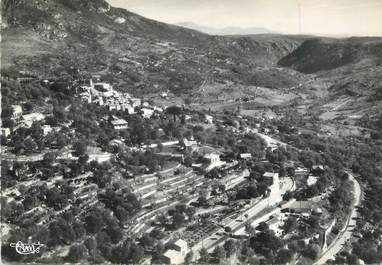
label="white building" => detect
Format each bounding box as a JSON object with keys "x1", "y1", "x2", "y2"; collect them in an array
[
  {"x1": 311, "y1": 165, "x2": 325, "y2": 172},
  {"x1": 42, "y1": 125, "x2": 53, "y2": 136},
  {"x1": 263, "y1": 172, "x2": 282, "y2": 205},
  {"x1": 1, "y1": 128, "x2": 10, "y2": 137},
  {"x1": 108, "y1": 104, "x2": 121, "y2": 111},
  {"x1": 141, "y1": 108, "x2": 154, "y2": 119},
  {"x1": 240, "y1": 153, "x2": 252, "y2": 159},
  {"x1": 93, "y1": 97, "x2": 104, "y2": 106},
  {"x1": 131, "y1": 98, "x2": 142, "y2": 107},
  {"x1": 122, "y1": 104, "x2": 135, "y2": 114},
  {"x1": 11, "y1": 105, "x2": 23, "y2": 119},
  {"x1": 295, "y1": 167, "x2": 309, "y2": 177},
  {"x1": 204, "y1": 153, "x2": 225, "y2": 171},
  {"x1": 110, "y1": 119, "x2": 128, "y2": 130},
  {"x1": 205, "y1": 114, "x2": 213, "y2": 124},
  {"x1": 221, "y1": 170, "x2": 248, "y2": 190},
  {"x1": 94, "y1": 82, "x2": 112, "y2": 92},
  {"x1": 22, "y1": 113, "x2": 45, "y2": 128},
  {"x1": 183, "y1": 138, "x2": 198, "y2": 148},
  {"x1": 307, "y1": 175, "x2": 318, "y2": 186},
  {"x1": 162, "y1": 239, "x2": 189, "y2": 264}
]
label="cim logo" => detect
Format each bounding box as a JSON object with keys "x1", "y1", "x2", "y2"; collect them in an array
[{"x1": 10, "y1": 241, "x2": 44, "y2": 255}]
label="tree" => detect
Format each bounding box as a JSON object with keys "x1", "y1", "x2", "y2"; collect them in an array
[
  {"x1": 199, "y1": 247, "x2": 209, "y2": 263},
  {"x1": 307, "y1": 216, "x2": 320, "y2": 230},
  {"x1": 23, "y1": 137, "x2": 37, "y2": 154},
  {"x1": 84, "y1": 237, "x2": 97, "y2": 255},
  {"x1": 224, "y1": 226, "x2": 232, "y2": 234},
  {"x1": 185, "y1": 206, "x2": 196, "y2": 220},
  {"x1": 172, "y1": 212, "x2": 185, "y2": 229},
  {"x1": 185, "y1": 250, "x2": 194, "y2": 264},
  {"x1": 22, "y1": 194, "x2": 38, "y2": 211},
  {"x1": 46, "y1": 188, "x2": 68, "y2": 210},
  {"x1": 250, "y1": 229, "x2": 284, "y2": 257},
  {"x1": 30, "y1": 122, "x2": 43, "y2": 140},
  {"x1": 245, "y1": 222, "x2": 256, "y2": 236},
  {"x1": 2, "y1": 118, "x2": 15, "y2": 129},
  {"x1": 68, "y1": 161, "x2": 83, "y2": 177},
  {"x1": 184, "y1": 155, "x2": 193, "y2": 167},
  {"x1": 128, "y1": 243, "x2": 144, "y2": 263},
  {"x1": 184, "y1": 98, "x2": 192, "y2": 105},
  {"x1": 73, "y1": 221, "x2": 86, "y2": 239},
  {"x1": 277, "y1": 248, "x2": 294, "y2": 264},
  {"x1": 279, "y1": 166, "x2": 286, "y2": 178},
  {"x1": 43, "y1": 152, "x2": 56, "y2": 166},
  {"x1": 240, "y1": 243, "x2": 256, "y2": 262},
  {"x1": 66, "y1": 244, "x2": 86, "y2": 262},
  {"x1": 213, "y1": 246, "x2": 226, "y2": 262},
  {"x1": 23, "y1": 102, "x2": 33, "y2": 112},
  {"x1": 257, "y1": 222, "x2": 269, "y2": 232},
  {"x1": 56, "y1": 133, "x2": 67, "y2": 148},
  {"x1": 166, "y1": 105, "x2": 182, "y2": 123},
  {"x1": 247, "y1": 184, "x2": 258, "y2": 198},
  {"x1": 157, "y1": 142, "x2": 164, "y2": 152},
  {"x1": 207, "y1": 168, "x2": 220, "y2": 179},
  {"x1": 48, "y1": 218, "x2": 75, "y2": 246},
  {"x1": 302, "y1": 244, "x2": 320, "y2": 260},
  {"x1": 107, "y1": 225, "x2": 123, "y2": 244},
  {"x1": 223, "y1": 239, "x2": 237, "y2": 257},
  {"x1": 85, "y1": 211, "x2": 105, "y2": 234},
  {"x1": 181, "y1": 114, "x2": 186, "y2": 124},
  {"x1": 114, "y1": 206, "x2": 129, "y2": 223},
  {"x1": 140, "y1": 234, "x2": 155, "y2": 248},
  {"x1": 74, "y1": 141, "x2": 87, "y2": 157},
  {"x1": 78, "y1": 154, "x2": 89, "y2": 165},
  {"x1": 283, "y1": 217, "x2": 298, "y2": 234},
  {"x1": 283, "y1": 191, "x2": 294, "y2": 201},
  {"x1": 152, "y1": 241, "x2": 165, "y2": 261},
  {"x1": 1, "y1": 104, "x2": 13, "y2": 119}
]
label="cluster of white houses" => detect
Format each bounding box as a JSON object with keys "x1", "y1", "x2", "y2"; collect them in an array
[
  {"x1": 77, "y1": 78, "x2": 163, "y2": 120},
  {"x1": 1, "y1": 105, "x2": 55, "y2": 138}
]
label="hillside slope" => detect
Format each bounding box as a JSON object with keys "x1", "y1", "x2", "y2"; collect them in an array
[
  {"x1": 1, "y1": 0, "x2": 307, "y2": 94},
  {"x1": 2, "y1": 0, "x2": 381, "y2": 126},
  {"x1": 277, "y1": 37, "x2": 382, "y2": 125},
  {"x1": 278, "y1": 37, "x2": 382, "y2": 73}
]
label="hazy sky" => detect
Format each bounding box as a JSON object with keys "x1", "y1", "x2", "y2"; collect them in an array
[{"x1": 108, "y1": 0, "x2": 382, "y2": 36}]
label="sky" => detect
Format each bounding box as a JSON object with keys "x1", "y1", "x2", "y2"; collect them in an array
[{"x1": 107, "y1": 0, "x2": 382, "y2": 37}]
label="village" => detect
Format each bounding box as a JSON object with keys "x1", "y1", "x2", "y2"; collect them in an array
[{"x1": 0, "y1": 72, "x2": 363, "y2": 265}]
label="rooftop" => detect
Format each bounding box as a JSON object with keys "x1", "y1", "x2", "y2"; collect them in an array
[
  {"x1": 111, "y1": 119, "x2": 128, "y2": 126},
  {"x1": 263, "y1": 172, "x2": 277, "y2": 178},
  {"x1": 163, "y1": 249, "x2": 181, "y2": 259},
  {"x1": 173, "y1": 239, "x2": 187, "y2": 249}
]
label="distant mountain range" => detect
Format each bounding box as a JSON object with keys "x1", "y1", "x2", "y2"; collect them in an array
[{"x1": 176, "y1": 22, "x2": 279, "y2": 36}]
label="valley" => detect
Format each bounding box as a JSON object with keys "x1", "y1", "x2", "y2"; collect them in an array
[{"x1": 1, "y1": 0, "x2": 382, "y2": 265}]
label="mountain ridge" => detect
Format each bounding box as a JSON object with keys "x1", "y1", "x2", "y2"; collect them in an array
[
  {"x1": 2, "y1": 0, "x2": 382, "y2": 125},
  {"x1": 1, "y1": 0, "x2": 307, "y2": 93},
  {"x1": 176, "y1": 22, "x2": 278, "y2": 36}
]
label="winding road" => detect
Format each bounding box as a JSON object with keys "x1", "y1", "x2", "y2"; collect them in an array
[
  {"x1": 257, "y1": 132, "x2": 363, "y2": 264},
  {"x1": 313, "y1": 173, "x2": 362, "y2": 265}
]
